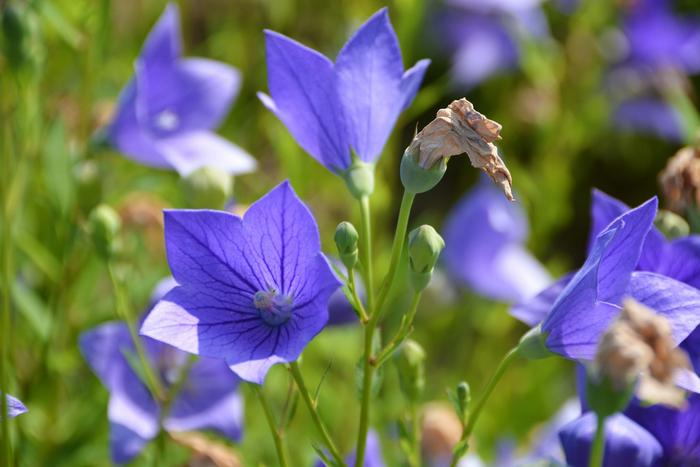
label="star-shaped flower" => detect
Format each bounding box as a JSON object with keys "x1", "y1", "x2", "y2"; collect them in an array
[
  {"x1": 141, "y1": 181, "x2": 341, "y2": 384},
  {"x1": 258, "y1": 8, "x2": 429, "y2": 174},
  {"x1": 106, "y1": 3, "x2": 256, "y2": 176}
]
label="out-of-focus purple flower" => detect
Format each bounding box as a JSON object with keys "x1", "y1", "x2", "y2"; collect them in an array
[
  {"x1": 440, "y1": 0, "x2": 548, "y2": 87},
  {"x1": 141, "y1": 181, "x2": 341, "y2": 384},
  {"x1": 81, "y1": 277, "x2": 243, "y2": 464},
  {"x1": 106, "y1": 4, "x2": 256, "y2": 176},
  {"x1": 5, "y1": 394, "x2": 27, "y2": 418},
  {"x1": 516, "y1": 196, "x2": 700, "y2": 367},
  {"x1": 625, "y1": 394, "x2": 700, "y2": 464},
  {"x1": 559, "y1": 412, "x2": 663, "y2": 467},
  {"x1": 612, "y1": 98, "x2": 686, "y2": 142},
  {"x1": 258, "y1": 8, "x2": 429, "y2": 174},
  {"x1": 621, "y1": 0, "x2": 700, "y2": 75},
  {"x1": 609, "y1": 1, "x2": 700, "y2": 141},
  {"x1": 443, "y1": 180, "x2": 551, "y2": 303},
  {"x1": 315, "y1": 430, "x2": 384, "y2": 467}
]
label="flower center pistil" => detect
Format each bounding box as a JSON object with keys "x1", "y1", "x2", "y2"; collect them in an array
[{"x1": 254, "y1": 290, "x2": 293, "y2": 326}]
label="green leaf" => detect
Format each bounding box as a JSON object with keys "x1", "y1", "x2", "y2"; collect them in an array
[
  {"x1": 11, "y1": 280, "x2": 52, "y2": 342},
  {"x1": 16, "y1": 234, "x2": 62, "y2": 283},
  {"x1": 42, "y1": 120, "x2": 76, "y2": 215}
]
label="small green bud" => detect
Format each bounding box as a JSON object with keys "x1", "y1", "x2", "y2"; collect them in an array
[
  {"x1": 585, "y1": 366, "x2": 635, "y2": 418},
  {"x1": 400, "y1": 148, "x2": 447, "y2": 194},
  {"x1": 407, "y1": 225, "x2": 445, "y2": 291},
  {"x1": 395, "y1": 339, "x2": 426, "y2": 402},
  {"x1": 88, "y1": 204, "x2": 121, "y2": 260},
  {"x1": 180, "y1": 166, "x2": 232, "y2": 209},
  {"x1": 334, "y1": 221, "x2": 359, "y2": 269},
  {"x1": 655, "y1": 209, "x2": 690, "y2": 239},
  {"x1": 342, "y1": 159, "x2": 375, "y2": 199},
  {"x1": 516, "y1": 325, "x2": 553, "y2": 360},
  {"x1": 448, "y1": 381, "x2": 471, "y2": 424}
]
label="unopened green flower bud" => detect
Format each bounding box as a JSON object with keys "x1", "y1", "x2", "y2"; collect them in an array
[
  {"x1": 448, "y1": 381, "x2": 471, "y2": 423},
  {"x1": 180, "y1": 167, "x2": 232, "y2": 209},
  {"x1": 396, "y1": 339, "x2": 426, "y2": 402},
  {"x1": 655, "y1": 209, "x2": 690, "y2": 239},
  {"x1": 88, "y1": 204, "x2": 121, "y2": 260},
  {"x1": 334, "y1": 221, "x2": 359, "y2": 269},
  {"x1": 342, "y1": 159, "x2": 375, "y2": 199},
  {"x1": 400, "y1": 148, "x2": 447, "y2": 194},
  {"x1": 407, "y1": 225, "x2": 444, "y2": 291}
]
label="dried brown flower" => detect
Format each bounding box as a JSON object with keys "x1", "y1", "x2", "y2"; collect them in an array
[
  {"x1": 659, "y1": 146, "x2": 700, "y2": 214},
  {"x1": 595, "y1": 298, "x2": 690, "y2": 408},
  {"x1": 408, "y1": 98, "x2": 513, "y2": 200}
]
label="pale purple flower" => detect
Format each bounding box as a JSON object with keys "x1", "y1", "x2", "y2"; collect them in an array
[
  {"x1": 559, "y1": 412, "x2": 663, "y2": 467},
  {"x1": 609, "y1": 0, "x2": 700, "y2": 141},
  {"x1": 258, "y1": 8, "x2": 429, "y2": 174},
  {"x1": 514, "y1": 196, "x2": 700, "y2": 375},
  {"x1": 107, "y1": 3, "x2": 256, "y2": 176},
  {"x1": 5, "y1": 394, "x2": 27, "y2": 418},
  {"x1": 441, "y1": 0, "x2": 548, "y2": 87},
  {"x1": 80, "y1": 323, "x2": 243, "y2": 464},
  {"x1": 443, "y1": 180, "x2": 551, "y2": 303},
  {"x1": 141, "y1": 181, "x2": 341, "y2": 384}
]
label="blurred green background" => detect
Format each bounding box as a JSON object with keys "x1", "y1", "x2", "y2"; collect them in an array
[{"x1": 1, "y1": 0, "x2": 697, "y2": 465}]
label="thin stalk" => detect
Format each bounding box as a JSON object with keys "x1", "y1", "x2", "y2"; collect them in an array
[
  {"x1": 348, "y1": 268, "x2": 368, "y2": 323},
  {"x1": 288, "y1": 362, "x2": 346, "y2": 466},
  {"x1": 374, "y1": 292, "x2": 421, "y2": 367},
  {"x1": 0, "y1": 173, "x2": 11, "y2": 466},
  {"x1": 449, "y1": 348, "x2": 520, "y2": 467},
  {"x1": 106, "y1": 263, "x2": 165, "y2": 401},
  {"x1": 375, "y1": 190, "x2": 415, "y2": 315},
  {"x1": 254, "y1": 385, "x2": 289, "y2": 467},
  {"x1": 589, "y1": 414, "x2": 606, "y2": 467},
  {"x1": 408, "y1": 405, "x2": 421, "y2": 467},
  {"x1": 355, "y1": 195, "x2": 377, "y2": 467}
]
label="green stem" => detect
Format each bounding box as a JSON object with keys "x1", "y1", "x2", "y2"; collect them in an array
[
  {"x1": 106, "y1": 263, "x2": 165, "y2": 401},
  {"x1": 348, "y1": 268, "x2": 368, "y2": 323},
  {"x1": 375, "y1": 292, "x2": 421, "y2": 367},
  {"x1": 589, "y1": 414, "x2": 606, "y2": 467},
  {"x1": 409, "y1": 405, "x2": 421, "y2": 467},
  {"x1": 254, "y1": 385, "x2": 289, "y2": 467},
  {"x1": 355, "y1": 195, "x2": 377, "y2": 467},
  {"x1": 375, "y1": 190, "x2": 415, "y2": 315},
  {"x1": 0, "y1": 167, "x2": 11, "y2": 467},
  {"x1": 449, "y1": 348, "x2": 520, "y2": 467},
  {"x1": 288, "y1": 362, "x2": 346, "y2": 466}
]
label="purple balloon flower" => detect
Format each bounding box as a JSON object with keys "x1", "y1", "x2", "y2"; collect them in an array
[
  {"x1": 621, "y1": 0, "x2": 700, "y2": 75},
  {"x1": 5, "y1": 394, "x2": 27, "y2": 418},
  {"x1": 258, "y1": 8, "x2": 429, "y2": 174},
  {"x1": 441, "y1": 0, "x2": 548, "y2": 87},
  {"x1": 141, "y1": 181, "x2": 341, "y2": 384},
  {"x1": 625, "y1": 394, "x2": 700, "y2": 464},
  {"x1": 80, "y1": 321, "x2": 243, "y2": 464},
  {"x1": 559, "y1": 412, "x2": 663, "y2": 467},
  {"x1": 107, "y1": 3, "x2": 256, "y2": 176},
  {"x1": 515, "y1": 196, "x2": 700, "y2": 370},
  {"x1": 443, "y1": 180, "x2": 551, "y2": 303}
]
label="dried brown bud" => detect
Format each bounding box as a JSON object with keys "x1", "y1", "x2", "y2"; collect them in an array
[
  {"x1": 170, "y1": 432, "x2": 242, "y2": 467},
  {"x1": 659, "y1": 146, "x2": 700, "y2": 214},
  {"x1": 421, "y1": 402, "x2": 463, "y2": 462},
  {"x1": 408, "y1": 98, "x2": 513, "y2": 200},
  {"x1": 595, "y1": 298, "x2": 690, "y2": 408}
]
